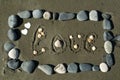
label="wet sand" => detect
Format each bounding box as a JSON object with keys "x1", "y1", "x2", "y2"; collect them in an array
[{"x1": 0, "y1": 0, "x2": 120, "y2": 80}]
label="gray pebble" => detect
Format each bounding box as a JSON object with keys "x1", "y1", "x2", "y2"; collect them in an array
[
  {"x1": 4, "y1": 42, "x2": 15, "y2": 52},
  {"x1": 113, "y1": 35, "x2": 120, "y2": 41},
  {"x1": 79, "y1": 63, "x2": 92, "y2": 71},
  {"x1": 58, "y1": 12, "x2": 75, "y2": 21},
  {"x1": 67, "y1": 63, "x2": 78, "y2": 73},
  {"x1": 17, "y1": 11, "x2": 32, "y2": 18},
  {"x1": 77, "y1": 10, "x2": 88, "y2": 21},
  {"x1": 103, "y1": 31, "x2": 114, "y2": 41},
  {"x1": 105, "y1": 54, "x2": 114, "y2": 67},
  {"x1": 103, "y1": 19, "x2": 112, "y2": 30},
  {"x1": 102, "y1": 13, "x2": 111, "y2": 19},
  {"x1": 92, "y1": 65, "x2": 100, "y2": 71},
  {"x1": 8, "y1": 48, "x2": 20, "y2": 59},
  {"x1": 21, "y1": 60, "x2": 38, "y2": 73},
  {"x1": 7, "y1": 59, "x2": 21, "y2": 70},
  {"x1": 38, "y1": 64, "x2": 53, "y2": 75},
  {"x1": 32, "y1": 9, "x2": 43, "y2": 19}
]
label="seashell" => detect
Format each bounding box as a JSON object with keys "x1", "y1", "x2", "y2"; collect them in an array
[
  {"x1": 78, "y1": 34, "x2": 82, "y2": 39},
  {"x1": 33, "y1": 50, "x2": 38, "y2": 56},
  {"x1": 38, "y1": 28, "x2": 43, "y2": 33},
  {"x1": 41, "y1": 48, "x2": 46, "y2": 53},
  {"x1": 73, "y1": 44, "x2": 79, "y2": 49},
  {"x1": 54, "y1": 40, "x2": 62, "y2": 48},
  {"x1": 69, "y1": 35, "x2": 73, "y2": 39},
  {"x1": 54, "y1": 64, "x2": 66, "y2": 74},
  {"x1": 37, "y1": 33, "x2": 42, "y2": 38},
  {"x1": 91, "y1": 46, "x2": 96, "y2": 51},
  {"x1": 43, "y1": 11, "x2": 51, "y2": 20},
  {"x1": 40, "y1": 32, "x2": 45, "y2": 36},
  {"x1": 99, "y1": 62, "x2": 109, "y2": 72}
]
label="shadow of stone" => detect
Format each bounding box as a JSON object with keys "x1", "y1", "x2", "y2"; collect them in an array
[
  {"x1": 97, "y1": 10, "x2": 103, "y2": 21},
  {"x1": 15, "y1": 29, "x2": 21, "y2": 41},
  {"x1": 109, "y1": 20, "x2": 114, "y2": 30}
]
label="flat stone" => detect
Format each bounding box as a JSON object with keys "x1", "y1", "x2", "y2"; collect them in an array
[
  {"x1": 7, "y1": 59, "x2": 21, "y2": 70},
  {"x1": 17, "y1": 11, "x2": 32, "y2": 18},
  {"x1": 89, "y1": 10, "x2": 98, "y2": 21},
  {"x1": 105, "y1": 54, "x2": 114, "y2": 67},
  {"x1": 38, "y1": 64, "x2": 53, "y2": 75},
  {"x1": 92, "y1": 65, "x2": 100, "y2": 71},
  {"x1": 103, "y1": 19, "x2": 112, "y2": 30},
  {"x1": 32, "y1": 9, "x2": 43, "y2": 18},
  {"x1": 8, "y1": 48, "x2": 20, "y2": 59},
  {"x1": 67, "y1": 63, "x2": 78, "y2": 73},
  {"x1": 103, "y1": 31, "x2": 114, "y2": 41},
  {"x1": 99, "y1": 62, "x2": 109, "y2": 72},
  {"x1": 104, "y1": 41, "x2": 113, "y2": 54},
  {"x1": 79, "y1": 63, "x2": 92, "y2": 71},
  {"x1": 54, "y1": 64, "x2": 66, "y2": 74},
  {"x1": 21, "y1": 60, "x2": 38, "y2": 73},
  {"x1": 102, "y1": 13, "x2": 111, "y2": 19},
  {"x1": 77, "y1": 10, "x2": 88, "y2": 21},
  {"x1": 4, "y1": 42, "x2": 15, "y2": 52},
  {"x1": 58, "y1": 12, "x2": 75, "y2": 21}
]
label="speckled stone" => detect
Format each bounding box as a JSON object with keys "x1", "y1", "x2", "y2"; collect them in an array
[
  {"x1": 104, "y1": 41, "x2": 113, "y2": 54},
  {"x1": 99, "y1": 62, "x2": 109, "y2": 72},
  {"x1": 67, "y1": 63, "x2": 78, "y2": 73}
]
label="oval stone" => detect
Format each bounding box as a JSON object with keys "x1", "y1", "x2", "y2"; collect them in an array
[
  {"x1": 67, "y1": 63, "x2": 78, "y2": 73},
  {"x1": 8, "y1": 48, "x2": 20, "y2": 59},
  {"x1": 99, "y1": 62, "x2": 109, "y2": 72},
  {"x1": 77, "y1": 10, "x2": 88, "y2": 21},
  {"x1": 89, "y1": 10, "x2": 98, "y2": 21},
  {"x1": 103, "y1": 31, "x2": 114, "y2": 41},
  {"x1": 103, "y1": 19, "x2": 112, "y2": 30},
  {"x1": 105, "y1": 54, "x2": 115, "y2": 67},
  {"x1": 17, "y1": 11, "x2": 32, "y2": 18},
  {"x1": 54, "y1": 64, "x2": 66, "y2": 74},
  {"x1": 92, "y1": 65, "x2": 100, "y2": 71},
  {"x1": 4, "y1": 42, "x2": 15, "y2": 52},
  {"x1": 79, "y1": 63, "x2": 93, "y2": 71},
  {"x1": 104, "y1": 41, "x2": 113, "y2": 54},
  {"x1": 32, "y1": 9, "x2": 43, "y2": 19}
]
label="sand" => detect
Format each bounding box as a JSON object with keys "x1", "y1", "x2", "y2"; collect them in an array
[{"x1": 0, "y1": 0, "x2": 120, "y2": 80}]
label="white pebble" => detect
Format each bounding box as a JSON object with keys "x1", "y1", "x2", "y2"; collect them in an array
[
  {"x1": 78, "y1": 34, "x2": 82, "y2": 39},
  {"x1": 73, "y1": 44, "x2": 78, "y2": 49},
  {"x1": 104, "y1": 41, "x2": 113, "y2": 54},
  {"x1": 89, "y1": 10, "x2": 98, "y2": 21},
  {"x1": 91, "y1": 46, "x2": 96, "y2": 51},
  {"x1": 41, "y1": 48, "x2": 46, "y2": 53},
  {"x1": 99, "y1": 62, "x2": 109, "y2": 72},
  {"x1": 38, "y1": 28, "x2": 43, "y2": 33},
  {"x1": 24, "y1": 22, "x2": 31, "y2": 29},
  {"x1": 43, "y1": 11, "x2": 51, "y2": 20},
  {"x1": 54, "y1": 64, "x2": 66, "y2": 74},
  {"x1": 69, "y1": 35, "x2": 73, "y2": 39},
  {"x1": 33, "y1": 50, "x2": 38, "y2": 55},
  {"x1": 54, "y1": 40, "x2": 62, "y2": 48},
  {"x1": 37, "y1": 34, "x2": 42, "y2": 38},
  {"x1": 21, "y1": 29, "x2": 28, "y2": 35}
]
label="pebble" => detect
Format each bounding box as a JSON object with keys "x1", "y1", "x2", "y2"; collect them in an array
[
  {"x1": 89, "y1": 10, "x2": 99, "y2": 21},
  {"x1": 99, "y1": 62, "x2": 109, "y2": 72},
  {"x1": 54, "y1": 40, "x2": 62, "y2": 48},
  {"x1": 38, "y1": 64, "x2": 53, "y2": 75},
  {"x1": 67, "y1": 63, "x2": 78, "y2": 73},
  {"x1": 8, "y1": 29, "x2": 21, "y2": 41},
  {"x1": 8, "y1": 48, "x2": 20, "y2": 59},
  {"x1": 32, "y1": 9, "x2": 43, "y2": 18},
  {"x1": 105, "y1": 54, "x2": 114, "y2": 67},
  {"x1": 103, "y1": 31, "x2": 114, "y2": 41},
  {"x1": 58, "y1": 12, "x2": 75, "y2": 21},
  {"x1": 92, "y1": 65, "x2": 100, "y2": 71},
  {"x1": 17, "y1": 11, "x2": 32, "y2": 18},
  {"x1": 21, "y1": 60, "x2": 38, "y2": 73},
  {"x1": 77, "y1": 10, "x2": 88, "y2": 21},
  {"x1": 8, "y1": 15, "x2": 20, "y2": 28},
  {"x1": 4, "y1": 42, "x2": 15, "y2": 52},
  {"x1": 104, "y1": 41, "x2": 113, "y2": 54},
  {"x1": 113, "y1": 35, "x2": 120, "y2": 41},
  {"x1": 54, "y1": 64, "x2": 66, "y2": 74},
  {"x1": 43, "y1": 11, "x2": 51, "y2": 20},
  {"x1": 102, "y1": 13, "x2": 111, "y2": 19},
  {"x1": 79, "y1": 63, "x2": 92, "y2": 71},
  {"x1": 21, "y1": 29, "x2": 28, "y2": 35},
  {"x1": 24, "y1": 22, "x2": 31, "y2": 29},
  {"x1": 103, "y1": 19, "x2": 112, "y2": 30},
  {"x1": 7, "y1": 59, "x2": 21, "y2": 70}
]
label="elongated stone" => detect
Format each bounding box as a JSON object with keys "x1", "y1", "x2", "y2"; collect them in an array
[
  {"x1": 67, "y1": 63, "x2": 78, "y2": 73},
  {"x1": 79, "y1": 63, "x2": 92, "y2": 71},
  {"x1": 77, "y1": 10, "x2": 88, "y2": 21},
  {"x1": 17, "y1": 11, "x2": 32, "y2": 18},
  {"x1": 32, "y1": 9, "x2": 43, "y2": 19},
  {"x1": 104, "y1": 41, "x2": 113, "y2": 54},
  {"x1": 103, "y1": 19, "x2": 112, "y2": 30},
  {"x1": 105, "y1": 54, "x2": 115, "y2": 67},
  {"x1": 103, "y1": 31, "x2": 114, "y2": 41},
  {"x1": 99, "y1": 62, "x2": 109, "y2": 72}
]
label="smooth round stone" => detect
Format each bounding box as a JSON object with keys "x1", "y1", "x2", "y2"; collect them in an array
[
  {"x1": 89, "y1": 10, "x2": 98, "y2": 21},
  {"x1": 54, "y1": 64, "x2": 66, "y2": 74},
  {"x1": 8, "y1": 29, "x2": 21, "y2": 41},
  {"x1": 8, "y1": 48, "x2": 20, "y2": 59},
  {"x1": 102, "y1": 13, "x2": 111, "y2": 19},
  {"x1": 17, "y1": 11, "x2": 32, "y2": 18},
  {"x1": 79, "y1": 63, "x2": 93, "y2": 71},
  {"x1": 67, "y1": 63, "x2": 78, "y2": 73},
  {"x1": 103, "y1": 19, "x2": 112, "y2": 30},
  {"x1": 38, "y1": 64, "x2": 53, "y2": 75},
  {"x1": 92, "y1": 65, "x2": 100, "y2": 71},
  {"x1": 4, "y1": 42, "x2": 15, "y2": 52},
  {"x1": 105, "y1": 54, "x2": 114, "y2": 67},
  {"x1": 58, "y1": 12, "x2": 75, "y2": 21},
  {"x1": 77, "y1": 10, "x2": 88, "y2": 21},
  {"x1": 8, "y1": 15, "x2": 20, "y2": 28},
  {"x1": 113, "y1": 35, "x2": 120, "y2": 41},
  {"x1": 32, "y1": 9, "x2": 43, "y2": 19},
  {"x1": 104, "y1": 41, "x2": 113, "y2": 54},
  {"x1": 103, "y1": 31, "x2": 114, "y2": 41},
  {"x1": 43, "y1": 11, "x2": 51, "y2": 20},
  {"x1": 99, "y1": 62, "x2": 109, "y2": 72},
  {"x1": 54, "y1": 40, "x2": 62, "y2": 48},
  {"x1": 7, "y1": 59, "x2": 21, "y2": 69},
  {"x1": 21, "y1": 60, "x2": 38, "y2": 73}
]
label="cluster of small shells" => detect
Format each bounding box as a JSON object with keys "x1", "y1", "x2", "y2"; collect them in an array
[{"x1": 37, "y1": 27, "x2": 45, "y2": 38}]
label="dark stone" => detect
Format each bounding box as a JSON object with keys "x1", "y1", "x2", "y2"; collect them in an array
[
  {"x1": 79, "y1": 63, "x2": 93, "y2": 71},
  {"x1": 4, "y1": 42, "x2": 15, "y2": 52},
  {"x1": 105, "y1": 54, "x2": 115, "y2": 67},
  {"x1": 67, "y1": 63, "x2": 78, "y2": 73},
  {"x1": 103, "y1": 31, "x2": 114, "y2": 41}
]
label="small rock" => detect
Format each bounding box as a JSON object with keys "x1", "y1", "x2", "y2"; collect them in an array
[
  {"x1": 54, "y1": 64, "x2": 66, "y2": 74},
  {"x1": 105, "y1": 54, "x2": 115, "y2": 67},
  {"x1": 102, "y1": 13, "x2": 111, "y2": 19},
  {"x1": 54, "y1": 40, "x2": 62, "y2": 48},
  {"x1": 77, "y1": 10, "x2": 88, "y2": 21},
  {"x1": 103, "y1": 19, "x2": 112, "y2": 30},
  {"x1": 58, "y1": 12, "x2": 75, "y2": 21},
  {"x1": 79, "y1": 63, "x2": 92, "y2": 71},
  {"x1": 113, "y1": 35, "x2": 120, "y2": 41},
  {"x1": 103, "y1": 31, "x2": 114, "y2": 41},
  {"x1": 21, "y1": 60, "x2": 38, "y2": 73},
  {"x1": 8, "y1": 29, "x2": 21, "y2": 41},
  {"x1": 92, "y1": 65, "x2": 100, "y2": 71},
  {"x1": 43, "y1": 11, "x2": 51, "y2": 20},
  {"x1": 38, "y1": 64, "x2": 53, "y2": 75},
  {"x1": 4, "y1": 42, "x2": 15, "y2": 52},
  {"x1": 67, "y1": 63, "x2": 78, "y2": 73},
  {"x1": 99, "y1": 62, "x2": 109, "y2": 72},
  {"x1": 89, "y1": 10, "x2": 99, "y2": 21},
  {"x1": 32, "y1": 9, "x2": 43, "y2": 19},
  {"x1": 17, "y1": 11, "x2": 32, "y2": 18},
  {"x1": 104, "y1": 41, "x2": 113, "y2": 54},
  {"x1": 7, "y1": 59, "x2": 21, "y2": 70},
  {"x1": 8, "y1": 48, "x2": 20, "y2": 59},
  {"x1": 21, "y1": 29, "x2": 28, "y2": 35},
  {"x1": 24, "y1": 22, "x2": 31, "y2": 29}
]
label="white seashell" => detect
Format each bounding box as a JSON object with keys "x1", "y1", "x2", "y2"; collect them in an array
[
  {"x1": 38, "y1": 28, "x2": 43, "y2": 33},
  {"x1": 33, "y1": 50, "x2": 38, "y2": 55},
  {"x1": 37, "y1": 34, "x2": 42, "y2": 38},
  {"x1": 8, "y1": 48, "x2": 19, "y2": 59},
  {"x1": 24, "y1": 22, "x2": 31, "y2": 29},
  {"x1": 69, "y1": 35, "x2": 73, "y2": 39},
  {"x1": 73, "y1": 44, "x2": 79, "y2": 49},
  {"x1": 40, "y1": 32, "x2": 45, "y2": 36},
  {"x1": 54, "y1": 40, "x2": 62, "y2": 48},
  {"x1": 91, "y1": 46, "x2": 96, "y2": 51},
  {"x1": 21, "y1": 29, "x2": 28, "y2": 35},
  {"x1": 43, "y1": 11, "x2": 51, "y2": 20},
  {"x1": 41, "y1": 48, "x2": 46, "y2": 53},
  {"x1": 78, "y1": 34, "x2": 81, "y2": 39},
  {"x1": 89, "y1": 35, "x2": 94, "y2": 40},
  {"x1": 54, "y1": 64, "x2": 66, "y2": 74},
  {"x1": 104, "y1": 41, "x2": 113, "y2": 54},
  {"x1": 99, "y1": 62, "x2": 109, "y2": 72}
]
